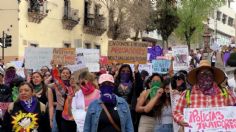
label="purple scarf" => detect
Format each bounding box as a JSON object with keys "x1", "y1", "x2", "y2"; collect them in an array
[{"x1": 20, "y1": 97, "x2": 38, "y2": 113}]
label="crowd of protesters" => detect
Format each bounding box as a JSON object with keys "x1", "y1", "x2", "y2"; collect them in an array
[{"x1": 0, "y1": 54, "x2": 235, "y2": 132}]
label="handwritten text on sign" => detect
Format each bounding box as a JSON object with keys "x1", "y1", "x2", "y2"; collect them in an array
[
  {"x1": 172, "y1": 46, "x2": 189, "y2": 71},
  {"x1": 53, "y1": 48, "x2": 76, "y2": 65},
  {"x1": 25, "y1": 48, "x2": 53, "y2": 70},
  {"x1": 108, "y1": 41, "x2": 149, "y2": 64},
  {"x1": 152, "y1": 57, "x2": 171, "y2": 74},
  {"x1": 184, "y1": 106, "x2": 236, "y2": 132}
]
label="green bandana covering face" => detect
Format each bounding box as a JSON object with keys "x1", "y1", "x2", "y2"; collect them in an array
[
  {"x1": 34, "y1": 84, "x2": 42, "y2": 93},
  {"x1": 149, "y1": 81, "x2": 162, "y2": 99}
]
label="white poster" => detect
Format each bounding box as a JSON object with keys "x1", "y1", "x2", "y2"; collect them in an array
[
  {"x1": 25, "y1": 48, "x2": 53, "y2": 70},
  {"x1": 184, "y1": 106, "x2": 236, "y2": 132},
  {"x1": 129, "y1": 63, "x2": 152, "y2": 75},
  {"x1": 76, "y1": 48, "x2": 100, "y2": 72},
  {"x1": 172, "y1": 46, "x2": 189, "y2": 71},
  {"x1": 170, "y1": 84, "x2": 181, "y2": 132}
]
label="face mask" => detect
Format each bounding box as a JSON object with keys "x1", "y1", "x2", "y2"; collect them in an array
[
  {"x1": 197, "y1": 70, "x2": 214, "y2": 94},
  {"x1": 149, "y1": 81, "x2": 161, "y2": 98},
  {"x1": 120, "y1": 73, "x2": 130, "y2": 83},
  {"x1": 81, "y1": 82, "x2": 95, "y2": 95},
  {"x1": 100, "y1": 85, "x2": 116, "y2": 105},
  {"x1": 63, "y1": 80, "x2": 70, "y2": 87},
  {"x1": 166, "y1": 93, "x2": 170, "y2": 98}
]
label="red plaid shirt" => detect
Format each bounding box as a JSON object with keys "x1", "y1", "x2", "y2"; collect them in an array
[{"x1": 173, "y1": 83, "x2": 236, "y2": 124}]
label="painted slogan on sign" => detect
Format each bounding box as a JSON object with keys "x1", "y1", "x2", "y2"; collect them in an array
[
  {"x1": 108, "y1": 41, "x2": 149, "y2": 64},
  {"x1": 184, "y1": 106, "x2": 236, "y2": 132}
]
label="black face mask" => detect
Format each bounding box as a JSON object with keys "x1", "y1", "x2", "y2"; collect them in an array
[{"x1": 166, "y1": 93, "x2": 170, "y2": 98}]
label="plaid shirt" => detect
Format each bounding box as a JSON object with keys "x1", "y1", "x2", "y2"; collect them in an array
[{"x1": 173, "y1": 83, "x2": 236, "y2": 124}]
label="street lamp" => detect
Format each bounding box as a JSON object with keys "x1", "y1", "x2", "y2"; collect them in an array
[{"x1": 202, "y1": 18, "x2": 212, "y2": 60}]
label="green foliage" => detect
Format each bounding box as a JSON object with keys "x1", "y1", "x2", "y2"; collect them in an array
[
  {"x1": 175, "y1": 0, "x2": 224, "y2": 50},
  {"x1": 147, "y1": 0, "x2": 179, "y2": 47}
]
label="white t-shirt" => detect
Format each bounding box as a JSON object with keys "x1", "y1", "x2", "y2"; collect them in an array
[{"x1": 211, "y1": 55, "x2": 216, "y2": 62}]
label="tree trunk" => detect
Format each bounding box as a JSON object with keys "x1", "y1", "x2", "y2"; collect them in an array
[
  {"x1": 133, "y1": 30, "x2": 139, "y2": 41},
  {"x1": 187, "y1": 39, "x2": 191, "y2": 53}
]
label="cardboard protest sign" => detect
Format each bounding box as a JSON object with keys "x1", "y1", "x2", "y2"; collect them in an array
[
  {"x1": 152, "y1": 56, "x2": 171, "y2": 74},
  {"x1": 108, "y1": 40, "x2": 149, "y2": 64},
  {"x1": 129, "y1": 63, "x2": 152, "y2": 75},
  {"x1": 25, "y1": 48, "x2": 53, "y2": 70},
  {"x1": 53, "y1": 48, "x2": 76, "y2": 65},
  {"x1": 184, "y1": 106, "x2": 236, "y2": 132},
  {"x1": 172, "y1": 46, "x2": 189, "y2": 71}
]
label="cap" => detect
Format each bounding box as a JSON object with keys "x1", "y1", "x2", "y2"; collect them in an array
[{"x1": 98, "y1": 74, "x2": 114, "y2": 84}]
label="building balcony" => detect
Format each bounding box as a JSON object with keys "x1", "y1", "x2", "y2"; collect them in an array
[
  {"x1": 62, "y1": 8, "x2": 80, "y2": 30},
  {"x1": 83, "y1": 14, "x2": 107, "y2": 36},
  {"x1": 28, "y1": 1, "x2": 48, "y2": 24}
]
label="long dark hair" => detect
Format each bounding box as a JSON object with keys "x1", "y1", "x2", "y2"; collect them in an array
[
  {"x1": 115, "y1": 64, "x2": 134, "y2": 86},
  {"x1": 30, "y1": 72, "x2": 47, "y2": 96},
  {"x1": 155, "y1": 79, "x2": 171, "y2": 121}
]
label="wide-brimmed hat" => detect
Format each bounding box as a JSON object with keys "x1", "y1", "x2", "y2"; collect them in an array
[{"x1": 187, "y1": 60, "x2": 225, "y2": 85}]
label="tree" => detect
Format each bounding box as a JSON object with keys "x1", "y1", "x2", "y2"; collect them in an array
[
  {"x1": 148, "y1": 0, "x2": 179, "y2": 48},
  {"x1": 99, "y1": 0, "x2": 131, "y2": 40},
  {"x1": 129, "y1": 0, "x2": 153, "y2": 41},
  {"x1": 99, "y1": 0, "x2": 153, "y2": 41},
  {"x1": 175, "y1": 0, "x2": 223, "y2": 51}
]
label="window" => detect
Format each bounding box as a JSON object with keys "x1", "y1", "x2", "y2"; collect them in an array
[
  {"x1": 95, "y1": 4, "x2": 100, "y2": 15},
  {"x1": 216, "y1": 11, "x2": 221, "y2": 21},
  {"x1": 85, "y1": 43, "x2": 91, "y2": 49},
  {"x1": 222, "y1": 14, "x2": 227, "y2": 24},
  {"x1": 30, "y1": 43, "x2": 38, "y2": 47},
  {"x1": 64, "y1": 43, "x2": 71, "y2": 48},
  {"x1": 228, "y1": 17, "x2": 234, "y2": 27},
  {"x1": 95, "y1": 45, "x2": 100, "y2": 49}
]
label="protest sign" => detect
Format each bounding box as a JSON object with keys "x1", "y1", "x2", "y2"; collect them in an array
[
  {"x1": 129, "y1": 63, "x2": 152, "y2": 75},
  {"x1": 152, "y1": 56, "x2": 171, "y2": 74},
  {"x1": 100, "y1": 56, "x2": 109, "y2": 65},
  {"x1": 108, "y1": 41, "x2": 149, "y2": 64},
  {"x1": 147, "y1": 45, "x2": 163, "y2": 62},
  {"x1": 184, "y1": 106, "x2": 236, "y2": 132},
  {"x1": 170, "y1": 84, "x2": 181, "y2": 132},
  {"x1": 25, "y1": 48, "x2": 53, "y2": 70},
  {"x1": 53, "y1": 48, "x2": 76, "y2": 65},
  {"x1": 66, "y1": 64, "x2": 87, "y2": 73},
  {"x1": 76, "y1": 48, "x2": 100, "y2": 72},
  {"x1": 10, "y1": 61, "x2": 23, "y2": 68},
  {"x1": 172, "y1": 46, "x2": 189, "y2": 71}
]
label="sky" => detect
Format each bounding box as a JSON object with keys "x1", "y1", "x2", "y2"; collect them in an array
[{"x1": 232, "y1": 2, "x2": 236, "y2": 12}]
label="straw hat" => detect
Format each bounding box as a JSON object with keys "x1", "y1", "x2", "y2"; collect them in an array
[{"x1": 187, "y1": 60, "x2": 225, "y2": 85}]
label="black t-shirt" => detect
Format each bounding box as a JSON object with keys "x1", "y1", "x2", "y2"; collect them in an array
[
  {"x1": 98, "y1": 103, "x2": 121, "y2": 132},
  {"x1": 0, "y1": 84, "x2": 12, "y2": 102}
]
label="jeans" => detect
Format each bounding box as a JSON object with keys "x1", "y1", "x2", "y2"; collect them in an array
[
  {"x1": 154, "y1": 124, "x2": 173, "y2": 132},
  {"x1": 52, "y1": 109, "x2": 58, "y2": 132}
]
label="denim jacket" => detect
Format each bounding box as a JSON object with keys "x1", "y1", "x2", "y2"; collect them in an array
[{"x1": 83, "y1": 95, "x2": 134, "y2": 132}]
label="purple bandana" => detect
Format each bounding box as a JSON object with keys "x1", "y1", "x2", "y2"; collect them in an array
[
  {"x1": 100, "y1": 85, "x2": 116, "y2": 105},
  {"x1": 20, "y1": 97, "x2": 38, "y2": 113}
]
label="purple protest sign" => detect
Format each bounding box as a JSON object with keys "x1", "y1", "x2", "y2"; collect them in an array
[
  {"x1": 223, "y1": 52, "x2": 230, "y2": 65},
  {"x1": 148, "y1": 45, "x2": 163, "y2": 62}
]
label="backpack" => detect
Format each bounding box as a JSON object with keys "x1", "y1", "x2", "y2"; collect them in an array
[{"x1": 185, "y1": 87, "x2": 228, "y2": 107}]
